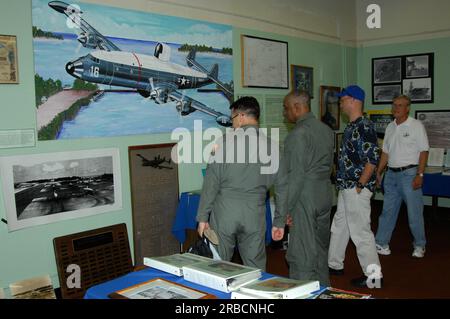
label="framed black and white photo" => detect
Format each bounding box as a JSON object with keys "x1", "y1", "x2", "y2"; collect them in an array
[
  {"x1": 405, "y1": 54, "x2": 431, "y2": 78},
  {"x1": 373, "y1": 57, "x2": 401, "y2": 84},
  {"x1": 415, "y1": 110, "x2": 450, "y2": 149},
  {"x1": 403, "y1": 78, "x2": 432, "y2": 102},
  {"x1": 372, "y1": 52, "x2": 434, "y2": 104},
  {"x1": 0, "y1": 148, "x2": 122, "y2": 231},
  {"x1": 241, "y1": 35, "x2": 288, "y2": 89},
  {"x1": 373, "y1": 85, "x2": 402, "y2": 103},
  {"x1": 367, "y1": 110, "x2": 393, "y2": 139}
]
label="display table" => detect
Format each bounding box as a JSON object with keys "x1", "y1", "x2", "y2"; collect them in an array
[
  {"x1": 423, "y1": 173, "x2": 450, "y2": 218},
  {"x1": 172, "y1": 192, "x2": 273, "y2": 245},
  {"x1": 84, "y1": 266, "x2": 277, "y2": 299}
]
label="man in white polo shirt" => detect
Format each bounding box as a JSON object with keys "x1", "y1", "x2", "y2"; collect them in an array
[{"x1": 375, "y1": 95, "x2": 429, "y2": 258}]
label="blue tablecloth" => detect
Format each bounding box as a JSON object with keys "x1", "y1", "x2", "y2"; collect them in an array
[
  {"x1": 84, "y1": 267, "x2": 276, "y2": 299},
  {"x1": 423, "y1": 173, "x2": 450, "y2": 197},
  {"x1": 172, "y1": 192, "x2": 273, "y2": 244}
]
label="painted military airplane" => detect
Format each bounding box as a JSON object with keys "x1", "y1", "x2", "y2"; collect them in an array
[
  {"x1": 48, "y1": 1, "x2": 233, "y2": 126},
  {"x1": 136, "y1": 154, "x2": 173, "y2": 170}
]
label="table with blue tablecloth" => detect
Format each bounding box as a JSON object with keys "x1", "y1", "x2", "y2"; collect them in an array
[
  {"x1": 423, "y1": 172, "x2": 450, "y2": 217},
  {"x1": 84, "y1": 266, "x2": 277, "y2": 299},
  {"x1": 171, "y1": 192, "x2": 273, "y2": 245}
]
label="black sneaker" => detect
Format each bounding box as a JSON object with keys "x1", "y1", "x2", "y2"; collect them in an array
[{"x1": 329, "y1": 267, "x2": 344, "y2": 276}]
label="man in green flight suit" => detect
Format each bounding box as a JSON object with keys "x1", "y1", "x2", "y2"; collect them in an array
[
  {"x1": 272, "y1": 90, "x2": 334, "y2": 286},
  {"x1": 196, "y1": 96, "x2": 287, "y2": 271}
]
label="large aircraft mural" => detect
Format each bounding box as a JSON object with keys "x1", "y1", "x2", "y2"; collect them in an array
[{"x1": 32, "y1": 0, "x2": 233, "y2": 139}]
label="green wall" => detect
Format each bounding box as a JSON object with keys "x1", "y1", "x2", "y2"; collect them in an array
[
  {"x1": 0, "y1": 0, "x2": 353, "y2": 293},
  {"x1": 9, "y1": 0, "x2": 450, "y2": 294}
]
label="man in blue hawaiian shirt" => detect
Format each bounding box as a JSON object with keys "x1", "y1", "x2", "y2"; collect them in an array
[{"x1": 328, "y1": 85, "x2": 383, "y2": 289}]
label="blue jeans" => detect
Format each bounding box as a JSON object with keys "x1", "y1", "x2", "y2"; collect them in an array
[{"x1": 375, "y1": 167, "x2": 426, "y2": 248}]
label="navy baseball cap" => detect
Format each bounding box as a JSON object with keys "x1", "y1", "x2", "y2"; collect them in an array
[{"x1": 336, "y1": 85, "x2": 365, "y2": 102}]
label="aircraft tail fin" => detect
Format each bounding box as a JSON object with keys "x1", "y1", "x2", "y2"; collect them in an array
[
  {"x1": 208, "y1": 64, "x2": 219, "y2": 80},
  {"x1": 187, "y1": 49, "x2": 196, "y2": 68}
]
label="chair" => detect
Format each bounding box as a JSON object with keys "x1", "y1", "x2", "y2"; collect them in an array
[{"x1": 53, "y1": 223, "x2": 133, "y2": 299}]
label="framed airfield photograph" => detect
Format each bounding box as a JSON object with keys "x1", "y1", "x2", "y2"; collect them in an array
[
  {"x1": 373, "y1": 57, "x2": 401, "y2": 84},
  {"x1": 0, "y1": 148, "x2": 122, "y2": 231},
  {"x1": 373, "y1": 85, "x2": 402, "y2": 103}
]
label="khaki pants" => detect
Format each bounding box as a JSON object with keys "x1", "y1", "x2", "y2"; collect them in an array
[{"x1": 328, "y1": 188, "x2": 382, "y2": 277}]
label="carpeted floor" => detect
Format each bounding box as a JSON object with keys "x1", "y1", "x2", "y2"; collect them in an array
[{"x1": 264, "y1": 200, "x2": 450, "y2": 299}]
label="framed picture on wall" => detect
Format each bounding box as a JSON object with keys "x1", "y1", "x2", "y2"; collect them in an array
[
  {"x1": 372, "y1": 53, "x2": 434, "y2": 104},
  {"x1": 319, "y1": 86, "x2": 340, "y2": 130},
  {"x1": 241, "y1": 35, "x2": 288, "y2": 89},
  {"x1": 373, "y1": 85, "x2": 401, "y2": 103},
  {"x1": 373, "y1": 57, "x2": 401, "y2": 84},
  {"x1": 415, "y1": 110, "x2": 450, "y2": 149},
  {"x1": 405, "y1": 53, "x2": 431, "y2": 78},
  {"x1": 366, "y1": 110, "x2": 393, "y2": 139},
  {"x1": 291, "y1": 65, "x2": 313, "y2": 98},
  {"x1": 0, "y1": 34, "x2": 18, "y2": 84}
]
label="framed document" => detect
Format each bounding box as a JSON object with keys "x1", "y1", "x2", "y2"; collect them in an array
[
  {"x1": 241, "y1": 35, "x2": 288, "y2": 89},
  {"x1": 108, "y1": 278, "x2": 217, "y2": 299},
  {"x1": 0, "y1": 34, "x2": 18, "y2": 84}
]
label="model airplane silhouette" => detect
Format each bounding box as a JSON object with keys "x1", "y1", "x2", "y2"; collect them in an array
[
  {"x1": 137, "y1": 154, "x2": 173, "y2": 169},
  {"x1": 48, "y1": 1, "x2": 233, "y2": 126}
]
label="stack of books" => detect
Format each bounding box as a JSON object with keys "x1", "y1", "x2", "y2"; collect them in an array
[
  {"x1": 182, "y1": 260, "x2": 261, "y2": 293},
  {"x1": 231, "y1": 276, "x2": 320, "y2": 299},
  {"x1": 143, "y1": 253, "x2": 212, "y2": 276}
]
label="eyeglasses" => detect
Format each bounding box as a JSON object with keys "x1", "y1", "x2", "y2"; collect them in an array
[{"x1": 231, "y1": 113, "x2": 240, "y2": 120}]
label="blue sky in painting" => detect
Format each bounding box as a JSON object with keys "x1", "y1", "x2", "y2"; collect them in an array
[{"x1": 32, "y1": 0, "x2": 232, "y2": 48}]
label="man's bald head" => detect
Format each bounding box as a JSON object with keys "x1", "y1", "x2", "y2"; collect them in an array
[{"x1": 283, "y1": 90, "x2": 311, "y2": 123}]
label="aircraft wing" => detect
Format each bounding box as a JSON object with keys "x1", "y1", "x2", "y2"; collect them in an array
[
  {"x1": 49, "y1": 1, "x2": 121, "y2": 51},
  {"x1": 168, "y1": 90, "x2": 232, "y2": 127}
]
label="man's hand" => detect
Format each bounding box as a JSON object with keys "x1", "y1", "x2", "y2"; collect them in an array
[
  {"x1": 197, "y1": 221, "x2": 209, "y2": 237},
  {"x1": 272, "y1": 226, "x2": 285, "y2": 241},
  {"x1": 412, "y1": 175, "x2": 423, "y2": 190},
  {"x1": 286, "y1": 214, "x2": 293, "y2": 227},
  {"x1": 376, "y1": 172, "x2": 383, "y2": 188}
]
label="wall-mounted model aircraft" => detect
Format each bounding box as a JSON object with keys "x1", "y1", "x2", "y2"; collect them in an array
[
  {"x1": 48, "y1": 1, "x2": 232, "y2": 126},
  {"x1": 137, "y1": 154, "x2": 173, "y2": 170}
]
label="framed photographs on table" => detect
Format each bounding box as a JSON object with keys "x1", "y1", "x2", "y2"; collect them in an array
[
  {"x1": 108, "y1": 278, "x2": 217, "y2": 299},
  {"x1": 291, "y1": 65, "x2": 314, "y2": 98},
  {"x1": 0, "y1": 34, "x2": 18, "y2": 84},
  {"x1": 241, "y1": 35, "x2": 288, "y2": 89},
  {"x1": 319, "y1": 86, "x2": 340, "y2": 130},
  {"x1": 415, "y1": 110, "x2": 450, "y2": 149},
  {"x1": 372, "y1": 53, "x2": 433, "y2": 104}
]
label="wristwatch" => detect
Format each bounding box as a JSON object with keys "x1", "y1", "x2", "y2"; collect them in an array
[
  {"x1": 417, "y1": 173, "x2": 424, "y2": 177},
  {"x1": 356, "y1": 181, "x2": 365, "y2": 189}
]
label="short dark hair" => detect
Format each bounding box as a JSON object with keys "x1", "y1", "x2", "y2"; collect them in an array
[{"x1": 229, "y1": 96, "x2": 260, "y2": 120}]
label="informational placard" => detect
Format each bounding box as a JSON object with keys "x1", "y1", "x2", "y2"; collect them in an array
[{"x1": 0, "y1": 129, "x2": 35, "y2": 149}]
